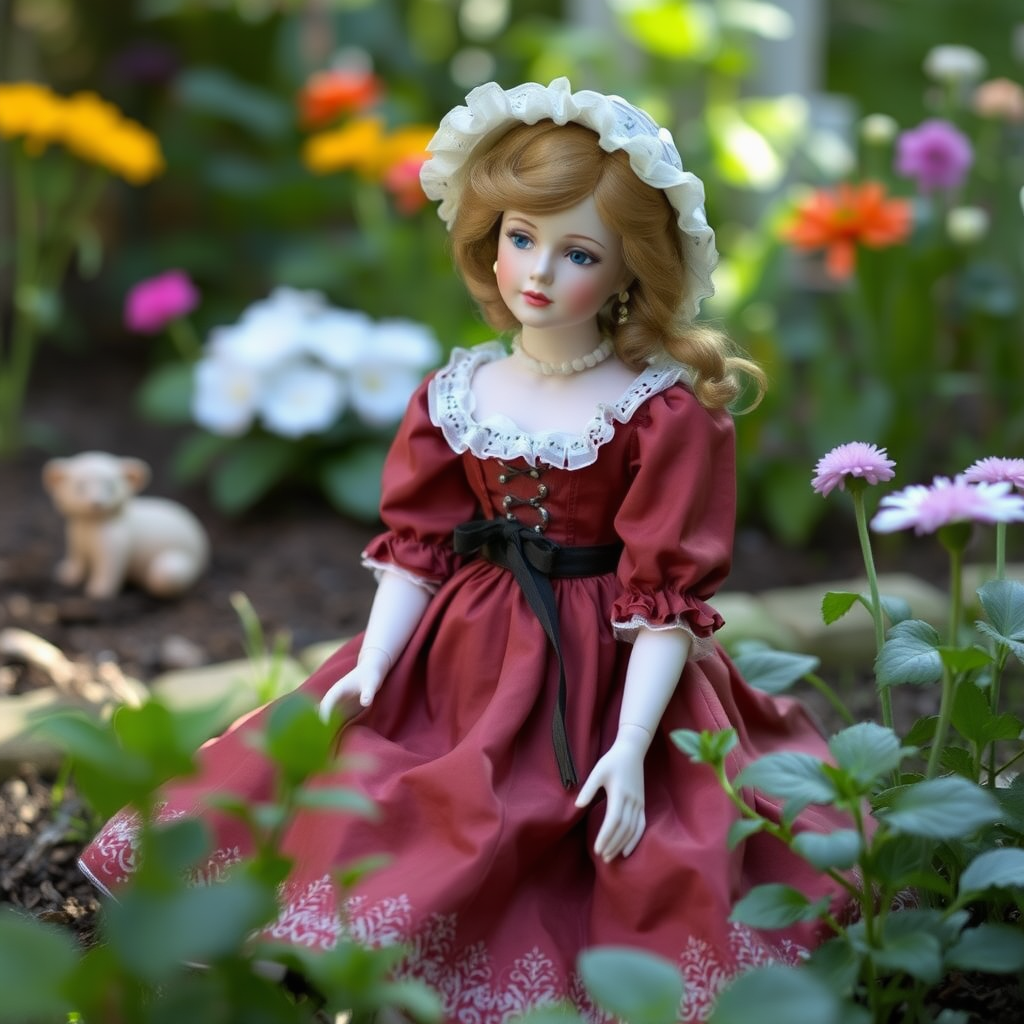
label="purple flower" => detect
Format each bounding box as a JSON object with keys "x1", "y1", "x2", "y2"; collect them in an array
[
  {"x1": 895, "y1": 119, "x2": 973, "y2": 193},
  {"x1": 811, "y1": 442, "x2": 897, "y2": 497},
  {"x1": 871, "y1": 475, "x2": 1024, "y2": 535},
  {"x1": 124, "y1": 270, "x2": 199, "y2": 334},
  {"x1": 963, "y1": 456, "x2": 1024, "y2": 490}
]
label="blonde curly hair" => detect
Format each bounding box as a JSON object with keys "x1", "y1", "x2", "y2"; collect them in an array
[{"x1": 449, "y1": 120, "x2": 765, "y2": 410}]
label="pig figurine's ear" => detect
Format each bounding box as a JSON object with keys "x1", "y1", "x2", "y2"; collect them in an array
[
  {"x1": 119, "y1": 457, "x2": 151, "y2": 495},
  {"x1": 41, "y1": 458, "x2": 70, "y2": 495}
]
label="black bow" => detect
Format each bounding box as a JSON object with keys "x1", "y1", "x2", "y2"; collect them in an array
[{"x1": 453, "y1": 519, "x2": 578, "y2": 788}]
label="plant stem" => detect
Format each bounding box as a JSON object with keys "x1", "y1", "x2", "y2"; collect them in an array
[
  {"x1": 926, "y1": 664, "x2": 956, "y2": 780},
  {"x1": 948, "y1": 542, "x2": 963, "y2": 647},
  {"x1": 853, "y1": 488, "x2": 893, "y2": 729},
  {"x1": 0, "y1": 146, "x2": 41, "y2": 455},
  {"x1": 803, "y1": 672, "x2": 856, "y2": 726},
  {"x1": 995, "y1": 522, "x2": 1006, "y2": 581}
]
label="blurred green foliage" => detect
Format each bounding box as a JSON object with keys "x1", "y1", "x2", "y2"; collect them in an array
[{"x1": 3, "y1": 0, "x2": 1023, "y2": 545}]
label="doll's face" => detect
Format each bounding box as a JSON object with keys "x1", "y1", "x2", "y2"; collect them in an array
[{"x1": 495, "y1": 196, "x2": 628, "y2": 334}]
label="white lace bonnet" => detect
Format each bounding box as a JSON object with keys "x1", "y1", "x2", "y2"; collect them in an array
[{"x1": 419, "y1": 77, "x2": 718, "y2": 321}]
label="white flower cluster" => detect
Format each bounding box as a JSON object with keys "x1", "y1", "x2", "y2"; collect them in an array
[{"x1": 192, "y1": 288, "x2": 442, "y2": 438}]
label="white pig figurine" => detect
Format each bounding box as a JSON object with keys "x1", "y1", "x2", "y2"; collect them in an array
[{"x1": 42, "y1": 452, "x2": 209, "y2": 599}]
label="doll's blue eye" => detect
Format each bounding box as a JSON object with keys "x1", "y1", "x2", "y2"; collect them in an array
[
  {"x1": 508, "y1": 231, "x2": 531, "y2": 249},
  {"x1": 568, "y1": 249, "x2": 596, "y2": 266}
]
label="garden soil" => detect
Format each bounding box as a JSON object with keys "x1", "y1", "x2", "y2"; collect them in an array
[{"x1": 2, "y1": 344, "x2": 1020, "y2": 1021}]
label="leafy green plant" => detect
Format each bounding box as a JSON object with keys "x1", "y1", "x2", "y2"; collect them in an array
[
  {"x1": 673, "y1": 447, "x2": 1024, "y2": 1023},
  {"x1": 1, "y1": 692, "x2": 442, "y2": 1024}
]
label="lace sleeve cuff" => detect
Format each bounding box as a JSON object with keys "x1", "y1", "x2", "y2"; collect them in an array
[
  {"x1": 611, "y1": 615, "x2": 716, "y2": 660},
  {"x1": 361, "y1": 556, "x2": 441, "y2": 595}
]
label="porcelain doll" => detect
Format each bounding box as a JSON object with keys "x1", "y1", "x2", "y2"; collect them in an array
[{"x1": 80, "y1": 79, "x2": 851, "y2": 1023}]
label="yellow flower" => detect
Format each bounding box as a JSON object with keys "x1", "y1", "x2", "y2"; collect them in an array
[
  {"x1": 378, "y1": 124, "x2": 435, "y2": 173},
  {"x1": 0, "y1": 82, "x2": 66, "y2": 154},
  {"x1": 0, "y1": 82, "x2": 163, "y2": 183},
  {"x1": 62, "y1": 92, "x2": 165, "y2": 184},
  {"x1": 303, "y1": 116, "x2": 385, "y2": 176},
  {"x1": 303, "y1": 119, "x2": 435, "y2": 182}
]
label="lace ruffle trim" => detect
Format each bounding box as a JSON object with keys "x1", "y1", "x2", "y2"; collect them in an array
[
  {"x1": 428, "y1": 342, "x2": 692, "y2": 470},
  {"x1": 611, "y1": 615, "x2": 715, "y2": 660},
  {"x1": 361, "y1": 556, "x2": 441, "y2": 595}
]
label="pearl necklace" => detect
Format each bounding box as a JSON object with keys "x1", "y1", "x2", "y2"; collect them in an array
[{"x1": 512, "y1": 337, "x2": 614, "y2": 376}]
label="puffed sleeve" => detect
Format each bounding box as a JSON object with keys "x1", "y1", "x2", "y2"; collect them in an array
[
  {"x1": 361, "y1": 373, "x2": 480, "y2": 591},
  {"x1": 611, "y1": 383, "x2": 735, "y2": 659}
]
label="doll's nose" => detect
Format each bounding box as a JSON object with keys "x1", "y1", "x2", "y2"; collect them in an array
[{"x1": 530, "y1": 249, "x2": 554, "y2": 283}]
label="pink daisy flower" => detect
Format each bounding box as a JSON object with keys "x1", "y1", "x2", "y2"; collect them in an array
[
  {"x1": 962, "y1": 456, "x2": 1024, "y2": 490},
  {"x1": 871, "y1": 475, "x2": 1024, "y2": 535},
  {"x1": 811, "y1": 442, "x2": 897, "y2": 497}
]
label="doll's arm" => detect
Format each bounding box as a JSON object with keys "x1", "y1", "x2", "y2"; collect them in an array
[
  {"x1": 575, "y1": 626, "x2": 691, "y2": 861},
  {"x1": 318, "y1": 570, "x2": 432, "y2": 722}
]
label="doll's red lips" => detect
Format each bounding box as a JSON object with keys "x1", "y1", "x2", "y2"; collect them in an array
[{"x1": 522, "y1": 291, "x2": 551, "y2": 306}]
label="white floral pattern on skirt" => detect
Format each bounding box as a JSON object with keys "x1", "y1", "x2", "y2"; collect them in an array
[{"x1": 80, "y1": 815, "x2": 809, "y2": 1024}]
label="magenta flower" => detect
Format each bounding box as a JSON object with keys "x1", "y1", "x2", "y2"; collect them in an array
[
  {"x1": 871, "y1": 475, "x2": 1024, "y2": 535},
  {"x1": 124, "y1": 270, "x2": 199, "y2": 334},
  {"x1": 895, "y1": 119, "x2": 973, "y2": 193},
  {"x1": 811, "y1": 442, "x2": 897, "y2": 497},
  {"x1": 963, "y1": 456, "x2": 1024, "y2": 490}
]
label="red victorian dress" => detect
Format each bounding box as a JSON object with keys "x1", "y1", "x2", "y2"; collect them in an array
[{"x1": 80, "y1": 343, "x2": 851, "y2": 1023}]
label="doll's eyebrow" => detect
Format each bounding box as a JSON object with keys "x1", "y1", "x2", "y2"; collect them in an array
[{"x1": 504, "y1": 215, "x2": 607, "y2": 252}]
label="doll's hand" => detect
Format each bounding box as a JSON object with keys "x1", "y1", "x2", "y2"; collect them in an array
[
  {"x1": 318, "y1": 648, "x2": 390, "y2": 722},
  {"x1": 574, "y1": 727, "x2": 648, "y2": 862}
]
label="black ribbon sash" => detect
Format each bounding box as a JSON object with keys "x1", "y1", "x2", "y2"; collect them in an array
[{"x1": 452, "y1": 518, "x2": 622, "y2": 789}]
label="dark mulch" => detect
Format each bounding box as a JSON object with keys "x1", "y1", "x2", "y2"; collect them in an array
[{"x1": 2, "y1": 343, "x2": 1020, "y2": 1020}]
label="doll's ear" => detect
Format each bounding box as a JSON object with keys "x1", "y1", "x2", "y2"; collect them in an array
[
  {"x1": 41, "y1": 458, "x2": 69, "y2": 495},
  {"x1": 120, "y1": 457, "x2": 151, "y2": 495}
]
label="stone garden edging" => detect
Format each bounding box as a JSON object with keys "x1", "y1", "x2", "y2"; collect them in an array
[{"x1": 1, "y1": 564, "x2": 1018, "y2": 779}]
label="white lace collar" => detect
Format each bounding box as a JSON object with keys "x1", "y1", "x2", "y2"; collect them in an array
[{"x1": 427, "y1": 341, "x2": 692, "y2": 470}]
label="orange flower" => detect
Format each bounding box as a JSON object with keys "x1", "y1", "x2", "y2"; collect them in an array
[
  {"x1": 783, "y1": 182, "x2": 912, "y2": 279},
  {"x1": 299, "y1": 69, "x2": 381, "y2": 127}
]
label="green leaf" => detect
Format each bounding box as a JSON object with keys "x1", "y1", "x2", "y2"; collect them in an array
[
  {"x1": 880, "y1": 777, "x2": 1001, "y2": 839},
  {"x1": 945, "y1": 923, "x2": 1024, "y2": 972},
  {"x1": 708, "y1": 964, "x2": 841, "y2": 1024},
  {"x1": 875, "y1": 620, "x2": 942, "y2": 687},
  {"x1": 805, "y1": 936, "x2": 862, "y2": 994},
  {"x1": 294, "y1": 786, "x2": 378, "y2": 818},
  {"x1": 729, "y1": 884, "x2": 830, "y2": 929},
  {"x1": 939, "y1": 745, "x2": 976, "y2": 779},
  {"x1": 135, "y1": 361, "x2": 195, "y2": 424},
  {"x1": 727, "y1": 817, "x2": 765, "y2": 850},
  {"x1": 951, "y1": 681, "x2": 1022, "y2": 746},
  {"x1": 731, "y1": 648, "x2": 820, "y2": 694},
  {"x1": 792, "y1": 829, "x2": 862, "y2": 870},
  {"x1": 105, "y1": 875, "x2": 277, "y2": 981},
  {"x1": 937, "y1": 645, "x2": 992, "y2": 674},
  {"x1": 176, "y1": 66, "x2": 292, "y2": 140},
  {"x1": 903, "y1": 715, "x2": 938, "y2": 748},
  {"x1": 261, "y1": 695, "x2": 337, "y2": 787},
  {"x1": 977, "y1": 579, "x2": 1024, "y2": 648},
  {"x1": 320, "y1": 443, "x2": 389, "y2": 523},
  {"x1": 616, "y1": 0, "x2": 718, "y2": 60},
  {"x1": 578, "y1": 947, "x2": 684, "y2": 1024},
  {"x1": 879, "y1": 594, "x2": 914, "y2": 626},
  {"x1": 828, "y1": 722, "x2": 907, "y2": 787},
  {"x1": 211, "y1": 435, "x2": 295, "y2": 514},
  {"x1": 172, "y1": 430, "x2": 234, "y2": 483},
  {"x1": 866, "y1": 836, "x2": 946, "y2": 892},
  {"x1": 994, "y1": 774, "x2": 1024, "y2": 832},
  {"x1": 959, "y1": 847, "x2": 1024, "y2": 895},
  {"x1": 871, "y1": 927, "x2": 942, "y2": 983},
  {"x1": 671, "y1": 728, "x2": 737, "y2": 765},
  {"x1": 736, "y1": 752, "x2": 837, "y2": 815},
  {"x1": 822, "y1": 591, "x2": 858, "y2": 625},
  {"x1": 0, "y1": 908, "x2": 78, "y2": 1018}
]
